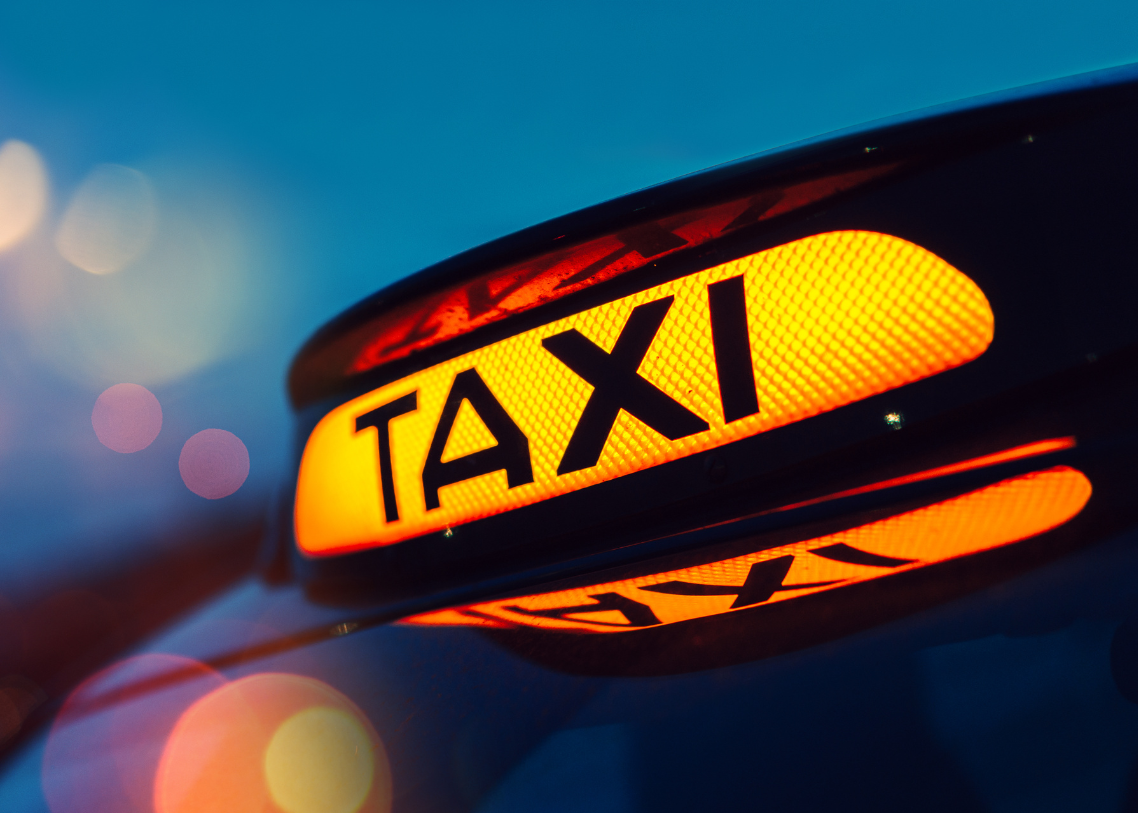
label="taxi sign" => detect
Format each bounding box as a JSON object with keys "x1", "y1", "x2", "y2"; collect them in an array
[{"x1": 295, "y1": 230, "x2": 994, "y2": 556}]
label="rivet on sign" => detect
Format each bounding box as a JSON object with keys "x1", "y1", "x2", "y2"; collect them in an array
[
  {"x1": 443, "y1": 527, "x2": 454, "y2": 539},
  {"x1": 884, "y1": 411, "x2": 905, "y2": 430},
  {"x1": 704, "y1": 455, "x2": 728, "y2": 484},
  {"x1": 330, "y1": 622, "x2": 359, "y2": 637}
]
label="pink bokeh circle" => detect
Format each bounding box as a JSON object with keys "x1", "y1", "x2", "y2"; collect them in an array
[
  {"x1": 178, "y1": 429, "x2": 249, "y2": 499},
  {"x1": 91, "y1": 383, "x2": 162, "y2": 453},
  {"x1": 43, "y1": 653, "x2": 226, "y2": 813}
]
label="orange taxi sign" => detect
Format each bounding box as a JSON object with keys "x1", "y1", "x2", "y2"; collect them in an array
[{"x1": 295, "y1": 231, "x2": 994, "y2": 556}]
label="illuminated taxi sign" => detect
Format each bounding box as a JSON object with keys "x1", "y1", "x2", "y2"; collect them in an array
[
  {"x1": 404, "y1": 466, "x2": 1092, "y2": 632},
  {"x1": 295, "y1": 231, "x2": 994, "y2": 556}
]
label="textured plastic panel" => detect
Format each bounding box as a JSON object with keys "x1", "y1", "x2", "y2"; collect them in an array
[{"x1": 295, "y1": 231, "x2": 994, "y2": 555}]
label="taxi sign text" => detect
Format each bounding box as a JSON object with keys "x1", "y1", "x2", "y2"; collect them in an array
[{"x1": 295, "y1": 231, "x2": 994, "y2": 556}]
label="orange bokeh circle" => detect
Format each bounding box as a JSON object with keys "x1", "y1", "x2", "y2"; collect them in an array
[{"x1": 155, "y1": 673, "x2": 391, "y2": 813}]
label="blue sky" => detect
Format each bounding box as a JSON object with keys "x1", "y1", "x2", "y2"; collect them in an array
[{"x1": 0, "y1": 0, "x2": 1134, "y2": 583}]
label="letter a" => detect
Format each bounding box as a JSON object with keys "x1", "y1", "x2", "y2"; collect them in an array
[{"x1": 421, "y1": 369, "x2": 534, "y2": 511}]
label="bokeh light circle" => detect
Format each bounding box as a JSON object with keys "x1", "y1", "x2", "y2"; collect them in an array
[
  {"x1": 55, "y1": 164, "x2": 157, "y2": 275},
  {"x1": 155, "y1": 673, "x2": 391, "y2": 813},
  {"x1": 265, "y1": 706, "x2": 375, "y2": 813},
  {"x1": 0, "y1": 139, "x2": 48, "y2": 252},
  {"x1": 43, "y1": 654, "x2": 226, "y2": 813},
  {"x1": 179, "y1": 429, "x2": 249, "y2": 498},
  {"x1": 91, "y1": 383, "x2": 163, "y2": 453}
]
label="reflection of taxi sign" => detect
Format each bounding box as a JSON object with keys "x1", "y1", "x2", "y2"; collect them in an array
[
  {"x1": 404, "y1": 465, "x2": 1092, "y2": 632},
  {"x1": 295, "y1": 230, "x2": 994, "y2": 556}
]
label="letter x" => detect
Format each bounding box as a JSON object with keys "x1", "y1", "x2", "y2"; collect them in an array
[
  {"x1": 640, "y1": 556, "x2": 841, "y2": 608},
  {"x1": 505, "y1": 592, "x2": 661, "y2": 628},
  {"x1": 543, "y1": 296, "x2": 710, "y2": 475}
]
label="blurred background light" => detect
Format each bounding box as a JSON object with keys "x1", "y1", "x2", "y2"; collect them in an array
[
  {"x1": 91, "y1": 383, "x2": 162, "y2": 453},
  {"x1": 264, "y1": 705, "x2": 375, "y2": 813},
  {"x1": 179, "y1": 428, "x2": 249, "y2": 499},
  {"x1": 0, "y1": 139, "x2": 47, "y2": 253},
  {"x1": 155, "y1": 673, "x2": 391, "y2": 813},
  {"x1": 55, "y1": 163, "x2": 156, "y2": 275},
  {"x1": 15, "y1": 161, "x2": 274, "y2": 390},
  {"x1": 42, "y1": 654, "x2": 226, "y2": 813}
]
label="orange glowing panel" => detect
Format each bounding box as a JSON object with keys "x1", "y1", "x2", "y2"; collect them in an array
[
  {"x1": 295, "y1": 231, "x2": 994, "y2": 555},
  {"x1": 155, "y1": 673, "x2": 391, "y2": 813},
  {"x1": 403, "y1": 466, "x2": 1091, "y2": 633}
]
